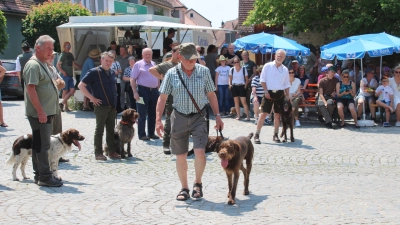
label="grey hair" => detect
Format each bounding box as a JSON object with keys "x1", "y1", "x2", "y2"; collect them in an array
[
  {"x1": 128, "y1": 56, "x2": 136, "y2": 61},
  {"x1": 101, "y1": 51, "x2": 114, "y2": 60},
  {"x1": 342, "y1": 69, "x2": 350, "y2": 75},
  {"x1": 275, "y1": 49, "x2": 286, "y2": 56},
  {"x1": 394, "y1": 65, "x2": 400, "y2": 71},
  {"x1": 108, "y1": 50, "x2": 116, "y2": 55},
  {"x1": 35, "y1": 35, "x2": 55, "y2": 48}
]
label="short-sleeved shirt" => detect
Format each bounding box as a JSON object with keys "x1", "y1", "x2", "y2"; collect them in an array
[
  {"x1": 319, "y1": 77, "x2": 339, "y2": 96},
  {"x1": 116, "y1": 54, "x2": 131, "y2": 73},
  {"x1": 251, "y1": 75, "x2": 264, "y2": 97},
  {"x1": 376, "y1": 85, "x2": 394, "y2": 102},
  {"x1": 81, "y1": 66, "x2": 117, "y2": 108},
  {"x1": 215, "y1": 65, "x2": 230, "y2": 85},
  {"x1": 130, "y1": 59, "x2": 158, "y2": 88},
  {"x1": 160, "y1": 63, "x2": 215, "y2": 115},
  {"x1": 289, "y1": 78, "x2": 301, "y2": 95},
  {"x1": 229, "y1": 67, "x2": 248, "y2": 84},
  {"x1": 241, "y1": 60, "x2": 256, "y2": 78},
  {"x1": 360, "y1": 77, "x2": 378, "y2": 97},
  {"x1": 260, "y1": 61, "x2": 290, "y2": 91},
  {"x1": 224, "y1": 53, "x2": 242, "y2": 67},
  {"x1": 58, "y1": 51, "x2": 75, "y2": 77},
  {"x1": 205, "y1": 53, "x2": 218, "y2": 78},
  {"x1": 163, "y1": 37, "x2": 173, "y2": 53},
  {"x1": 81, "y1": 57, "x2": 95, "y2": 77},
  {"x1": 155, "y1": 60, "x2": 178, "y2": 76},
  {"x1": 295, "y1": 74, "x2": 309, "y2": 87},
  {"x1": 23, "y1": 56, "x2": 59, "y2": 117}
]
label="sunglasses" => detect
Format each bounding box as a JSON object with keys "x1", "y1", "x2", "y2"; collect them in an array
[
  {"x1": 172, "y1": 49, "x2": 177, "y2": 53},
  {"x1": 395, "y1": 71, "x2": 400, "y2": 74},
  {"x1": 343, "y1": 76, "x2": 349, "y2": 78},
  {"x1": 289, "y1": 72, "x2": 295, "y2": 74}
]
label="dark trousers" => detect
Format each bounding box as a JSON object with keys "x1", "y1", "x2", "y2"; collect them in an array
[
  {"x1": 94, "y1": 106, "x2": 116, "y2": 156},
  {"x1": 28, "y1": 116, "x2": 53, "y2": 180},
  {"x1": 136, "y1": 85, "x2": 159, "y2": 138},
  {"x1": 126, "y1": 85, "x2": 136, "y2": 110},
  {"x1": 317, "y1": 97, "x2": 335, "y2": 123},
  {"x1": 163, "y1": 94, "x2": 174, "y2": 147},
  {"x1": 116, "y1": 83, "x2": 122, "y2": 112}
]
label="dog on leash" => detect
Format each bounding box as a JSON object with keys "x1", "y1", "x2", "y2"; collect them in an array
[
  {"x1": 216, "y1": 133, "x2": 254, "y2": 205},
  {"x1": 280, "y1": 98, "x2": 295, "y2": 142},
  {"x1": 6, "y1": 128, "x2": 85, "y2": 181},
  {"x1": 187, "y1": 135, "x2": 226, "y2": 156},
  {"x1": 104, "y1": 108, "x2": 139, "y2": 158}
]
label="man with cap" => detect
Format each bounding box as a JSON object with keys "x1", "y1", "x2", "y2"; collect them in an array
[
  {"x1": 15, "y1": 41, "x2": 33, "y2": 89},
  {"x1": 155, "y1": 43, "x2": 223, "y2": 201},
  {"x1": 80, "y1": 49, "x2": 101, "y2": 111},
  {"x1": 162, "y1": 40, "x2": 179, "y2": 62},
  {"x1": 107, "y1": 41, "x2": 120, "y2": 55},
  {"x1": 149, "y1": 45, "x2": 180, "y2": 154},
  {"x1": 163, "y1": 28, "x2": 177, "y2": 55},
  {"x1": 318, "y1": 66, "x2": 339, "y2": 129},
  {"x1": 291, "y1": 60, "x2": 300, "y2": 76},
  {"x1": 57, "y1": 41, "x2": 81, "y2": 112}
]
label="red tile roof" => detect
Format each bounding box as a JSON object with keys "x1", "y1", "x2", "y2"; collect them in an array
[
  {"x1": 0, "y1": 0, "x2": 44, "y2": 14},
  {"x1": 238, "y1": 0, "x2": 255, "y2": 34},
  {"x1": 215, "y1": 18, "x2": 238, "y2": 48}
]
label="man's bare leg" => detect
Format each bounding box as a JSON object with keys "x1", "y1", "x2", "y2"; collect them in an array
[{"x1": 175, "y1": 153, "x2": 188, "y2": 200}]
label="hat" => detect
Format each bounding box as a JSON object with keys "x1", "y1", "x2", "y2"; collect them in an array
[
  {"x1": 383, "y1": 66, "x2": 391, "y2": 71},
  {"x1": 256, "y1": 65, "x2": 264, "y2": 72},
  {"x1": 168, "y1": 28, "x2": 177, "y2": 34},
  {"x1": 179, "y1": 43, "x2": 199, "y2": 60},
  {"x1": 21, "y1": 41, "x2": 30, "y2": 48},
  {"x1": 88, "y1": 49, "x2": 101, "y2": 58},
  {"x1": 291, "y1": 60, "x2": 299, "y2": 64},
  {"x1": 328, "y1": 66, "x2": 337, "y2": 72},
  {"x1": 216, "y1": 55, "x2": 227, "y2": 63},
  {"x1": 321, "y1": 66, "x2": 328, "y2": 72},
  {"x1": 365, "y1": 68, "x2": 374, "y2": 74}
]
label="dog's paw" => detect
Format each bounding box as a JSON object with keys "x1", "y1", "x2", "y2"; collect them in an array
[
  {"x1": 227, "y1": 198, "x2": 235, "y2": 205},
  {"x1": 127, "y1": 154, "x2": 133, "y2": 158},
  {"x1": 291, "y1": 138, "x2": 295, "y2": 142},
  {"x1": 13, "y1": 178, "x2": 19, "y2": 181},
  {"x1": 121, "y1": 155, "x2": 126, "y2": 159},
  {"x1": 243, "y1": 190, "x2": 249, "y2": 195}
]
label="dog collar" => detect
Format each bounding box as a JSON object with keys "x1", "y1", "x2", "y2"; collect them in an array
[{"x1": 120, "y1": 120, "x2": 134, "y2": 125}]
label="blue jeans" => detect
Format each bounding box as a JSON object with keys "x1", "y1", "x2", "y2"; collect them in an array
[
  {"x1": 218, "y1": 85, "x2": 230, "y2": 113},
  {"x1": 136, "y1": 85, "x2": 159, "y2": 138}
]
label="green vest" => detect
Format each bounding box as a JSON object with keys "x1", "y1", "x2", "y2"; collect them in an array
[{"x1": 18, "y1": 52, "x2": 33, "y2": 77}]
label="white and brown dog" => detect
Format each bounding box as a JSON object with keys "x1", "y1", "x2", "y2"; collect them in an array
[{"x1": 6, "y1": 128, "x2": 85, "y2": 181}]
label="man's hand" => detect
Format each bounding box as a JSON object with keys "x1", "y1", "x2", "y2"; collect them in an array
[
  {"x1": 214, "y1": 117, "x2": 224, "y2": 131},
  {"x1": 90, "y1": 97, "x2": 102, "y2": 106},
  {"x1": 37, "y1": 110, "x2": 48, "y2": 123},
  {"x1": 156, "y1": 120, "x2": 164, "y2": 137},
  {"x1": 133, "y1": 92, "x2": 140, "y2": 100},
  {"x1": 264, "y1": 92, "x2": 271, "y2": 99},
  {"x1": 324, "y1": 102, "x2": 328, "y2": 108}
]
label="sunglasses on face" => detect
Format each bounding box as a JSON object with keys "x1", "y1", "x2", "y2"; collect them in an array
[
  {"x1": 395, "y1": 71, "x2": 400, "y2": 74},
  {"x1": 343, "y1": 76, "x2": 349, "y2": 78},
  {"x1": 233, "y1": 62, "x2": 239, "y2": 64},
  {"x1": 289, "y1": 72, "x2": 295, "y2": 74},
  {"x1": 172, "y1": 49, "x2": 177, "y2": 52}
]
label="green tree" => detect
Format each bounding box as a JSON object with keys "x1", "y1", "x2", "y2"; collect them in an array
[
  {"x1": 21, "y1": 0, "x2": 91, "y2": 52},
  {"x1": 244, "y1": 0, "x2": 400, "y2": 40},
  {"x1": 0, "y1": 10, "x2": 8, "y2": 54}
]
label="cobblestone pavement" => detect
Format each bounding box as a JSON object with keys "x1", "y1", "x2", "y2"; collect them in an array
[{"x1": 0, "y1": 99, "x2": 399, "y2": 224}]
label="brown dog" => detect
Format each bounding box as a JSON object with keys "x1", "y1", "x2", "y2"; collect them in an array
[{"x1": 217, "y1": 133, "x2": 254, "y2": 205}]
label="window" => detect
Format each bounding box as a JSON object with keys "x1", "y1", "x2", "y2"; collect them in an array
[{"x1": 190, "y1": 13, "x2": 194, "y2": 18}]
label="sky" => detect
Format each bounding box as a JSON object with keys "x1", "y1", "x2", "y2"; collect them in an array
[{"x1": 180, "y1": 0, "x2": 239, "y2": 28}]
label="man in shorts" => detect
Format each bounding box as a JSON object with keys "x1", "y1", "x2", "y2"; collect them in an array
[{"x1": 254, "y1": 49, "x2": 291, "y2": 144}]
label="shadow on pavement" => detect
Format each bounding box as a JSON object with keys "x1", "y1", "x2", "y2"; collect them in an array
[
  {"x1": 59, "y1": 163, "x2": 81, "y2": 171},
  {"x1": 0, "y1": 184, "x2": 14, "y2": 192},
  {"x1": 39, "y1": 185, "x2": 84, "y2": 194},
  {"x1": 266, "y1": 139, "x2": 315, "y2": 150}
]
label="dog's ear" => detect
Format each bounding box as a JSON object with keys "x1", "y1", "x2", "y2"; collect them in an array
[{"x1": 232, "y1": 141, "x2": 241, "y2": 152}]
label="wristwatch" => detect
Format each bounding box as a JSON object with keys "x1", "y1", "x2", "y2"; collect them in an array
[{"x1": 215, "y1": 114, "x2": 221, "y2": 117}]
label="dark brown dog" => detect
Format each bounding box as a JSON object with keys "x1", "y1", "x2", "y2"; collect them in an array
[
  {"x1": 187, "y1": 135, "x2": 225, "y2": 156},
  {"x1": 104, "y1": 109, "x2": 139, "y2": 158},
  {"x1": 280, "y1": 98, "x2": 295, "y2": 142},
  {"x1": 216, "y1": 133, "x2": 254, "y2": 205}
]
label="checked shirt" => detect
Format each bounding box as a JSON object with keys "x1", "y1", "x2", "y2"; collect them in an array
[{"x1": 160, "y1": 63, "x2": 215, "y2": 115}]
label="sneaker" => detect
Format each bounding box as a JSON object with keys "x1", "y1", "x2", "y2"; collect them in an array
[
  {"x1": 300, "y1": 113, "x2": 308, "y2": 118},
  {"x1": 383, "y1": 122, "x2": 391, "y2": 127},
  {"x1": 254, "y1": 133, "x2": 261, "y2": 144},
  {"x1": 304, "y1": 107, "x2": 309, "y2": 113},
  {"x1": 254, "y1": 118, "x2": 258, "y2": 125},
  {"x1": 396, "y1": 121, "x2": 400, "y2": 127},
  {"x1": 264, "y1": 118, "x2": 271, "y2": 125},
  {"x1": 108, "y1": 152, "x2": 121, "y2": 159},
  {"x1": 38, "y1": 176, "x2": 63, "y2": 187},
  {"x1": 95, "y1": 154, "x2": 107, "y2": 161},
  {"x1": 295, "y1": 120, "x2": 301, "y2": 127}
]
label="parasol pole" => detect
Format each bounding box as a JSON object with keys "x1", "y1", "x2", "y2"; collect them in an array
[
  {"x1": 357, "y1": 59, "x2": 375, "y2": 127},
  {"x1": 380, "y1": 56, "x2": 383, "y2": 80}
]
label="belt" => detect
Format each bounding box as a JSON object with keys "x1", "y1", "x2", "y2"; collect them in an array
[
  {"x1": 232, "y1": 83, "x2": 245, "y2": 86},
  {"x1": 138, "y1": 85, "x2": 157, "y2": 91},
  {"x1": 174, "y1": 107, "x2": 205, "y2": 117},
  {"x1": 268, "y1": 90, "x2": 284, "y2": 93}
]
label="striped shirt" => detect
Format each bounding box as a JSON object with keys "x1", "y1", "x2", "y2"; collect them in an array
[
  {"x1": 251, "y1": 75, "x2": 264, "y2": 97},
  {"x1": 160, "y1": 63, "x2": 216, "y2": 115}
]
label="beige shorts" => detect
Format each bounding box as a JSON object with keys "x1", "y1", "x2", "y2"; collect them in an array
[{"x1": 170, "y1": 108, "x2": 208, "y2": 155}]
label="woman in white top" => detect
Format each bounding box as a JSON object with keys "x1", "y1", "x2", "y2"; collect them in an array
[
  {"x1": 388, "y1": 65, "x2": 400, "y2": 126},
  {"x1": 228, "y1": 56, "x2": 250, "y2": 120},
  {"x1": 110, "y1": 50, "x2": 123, "y2": 112},
  {"x1": 215, "y1": 55, "x2": 231, "y2": 116},
  {"x1": 357, "y1": 68, "x2": 378, "y2": 120},
  {"x1": 289, "y1": 68, "x2": 302, "y2": 127}
]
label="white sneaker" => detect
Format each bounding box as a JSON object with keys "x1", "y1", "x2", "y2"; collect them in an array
[
  {"x1": 304, "y1": 107, "x2": 309, "y2": 113},
  {"x1": 254, "y1": 118, "x2": 258, "y2": 125},
  {"x1": 396, "y1": 121, "x2": 400, "y2": 127},
  {"x1": 300, "y1": 113, "x2": 308, "y2": 118},
  {"x1": 295, "y1": 120, "x2": 301, "y2": 127}
]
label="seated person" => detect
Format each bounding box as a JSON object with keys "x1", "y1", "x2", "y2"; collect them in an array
[
  {"x1": 375, "y1": 76, "x2": 394, "y2": 127},
  {"x1": 336, "y1": 70, "x2": 359, "y2": 128},
  {"x1": 296, "y1": 65, "x2": 310, "y2": 116},
  {"x1": 251, "y1": 65, "x2": 271, "y2": 125},
  {"x1": 356, "y1": 68, "x2": 378, "y2": 121},
  {"x1": 388, "y1": 66, "x2": 400, "y2": 126},
  {"x1": 318, "y1": 66, "x2": 339, "y2": 129},
  {"x1": 318, "y1": 66, "x2": 329, "y2": 84},
  {"x1": 107, "y1": 41, "x2": 120, "y2": 55},
  {"x1": 289, "y1": 68, "x2": 302, "y2": 127}
]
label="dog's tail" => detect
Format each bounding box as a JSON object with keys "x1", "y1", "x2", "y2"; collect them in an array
[
  {"x1": 5, "y1": 151, "x2": 15, "y2": 166},
  {"x1": 247, "y1": 132, "x2": 254, "y2": 139}
]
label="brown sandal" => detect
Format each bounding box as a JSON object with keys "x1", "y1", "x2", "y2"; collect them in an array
[{"x1": 192, "y1": 183, "x2": 203, "y2": 199}]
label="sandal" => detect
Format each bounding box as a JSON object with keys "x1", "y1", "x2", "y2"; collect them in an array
[
  {"x1": 176, "y1": 188, "x2": 190, "y2": 201},
  {"x1": 235, "y1": 117, "x2": 240, "y2": 120},
  {"x1": 0, "y1": 123, "x2": 8, "y2": 127},
  {"x1": 192, "y1": 183, "x2": 203, "y2": 199}
]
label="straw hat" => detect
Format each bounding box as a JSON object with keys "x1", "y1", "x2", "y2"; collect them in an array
[
  {"x1": 256, "y1": 65, "x2": 264, "y2": 72},
  {"x1": 216, "y1": 55, "x2": 227, "y2": 63},
  {"x1": 88, "y1": 49, "x2": 101, "y2": 58}
]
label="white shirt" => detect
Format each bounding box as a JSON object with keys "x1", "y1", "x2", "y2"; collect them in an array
[
  {"x1": 376, "y1": 85, "x2": 393, "y2": 102},
  {"x1": 229, "y1": 66, "x2": 248, "y2": 84},
  {"x1": 15, "y1": 57, "x2": 21, "y2": 71},
  {"x1": 215, "y1": 65, "x2": 230, "y2": 85},
  {"x1": 260, "y1": 61, "x2": 290, "y2": 90},
  {"x1": 359, "y1": 77, "x2": 378, "y2": 97},
  {"x1": 289, "y1": 78, "x2": 301, "y2": 95}
]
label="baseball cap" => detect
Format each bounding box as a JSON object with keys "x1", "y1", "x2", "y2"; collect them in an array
[
  {"x1": 321, "y1": 66, "x2": 328, "y2": 72},
  {"x1": 179, "y1": 43, "x2": 199, "y2": 60},
  {"x1": 383, "y1": 66, "x2": 391, "y2": 71},
  {"x1": 335, "y1": 63, "x2": 342, "y2": 67},
  {"x1": 168, "y1": 28, "x2": 177, "y2": 34},
  {"x1": 328, "y1": 66, "x2": 337, "y2": 72},
  {"x1": 21, "y1": 41, "x2": 30, "y2": 48},
  {"x1": 365, "y1": 68, "x2": 374, "y2": 74}
]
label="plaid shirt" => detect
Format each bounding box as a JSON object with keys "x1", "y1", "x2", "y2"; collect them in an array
[{"x1": 160, "y1": 63, "x2": 215, "y2": 115}]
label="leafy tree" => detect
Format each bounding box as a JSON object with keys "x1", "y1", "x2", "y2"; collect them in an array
[
  {"x1": 0, "y1": 10, "x2": 8, "y2": 54},
  {"x1": 21, "y1": 0, "x2": 91, "y2": 52},
  {"x1": 244, "y1": 0, "x2": 400, "y2": 40}
]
